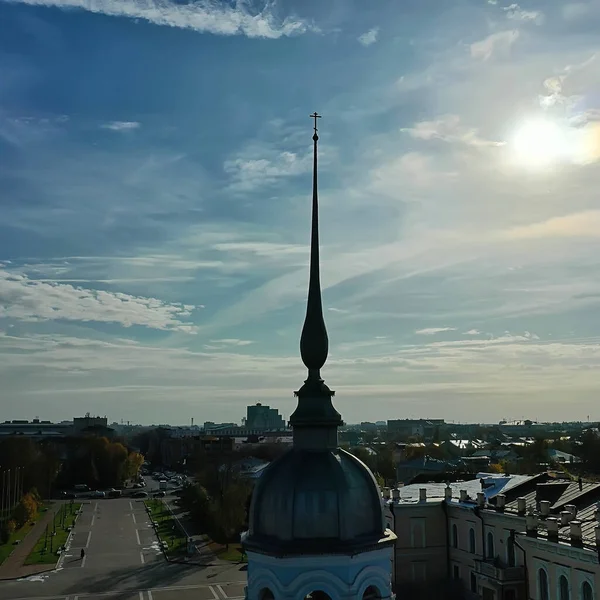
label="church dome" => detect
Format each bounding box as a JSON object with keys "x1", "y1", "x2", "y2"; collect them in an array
[{"x1": 245, "y1": 447, "x2": 385, "y2": 554}]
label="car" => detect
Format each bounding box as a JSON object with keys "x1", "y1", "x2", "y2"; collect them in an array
[
  {"x1": 108, "y1": 489, "x2": 122, "y2": 498},
  {"x1": 132, "y1": 491, "x2": 148, "y2": 498},
  {"x1": 153, "y1": 491, "x2": 166, "y2": 498},
  {"x1": 132, "y1": 483, "x2": 142, "y2": 488},
  {"x1": 91, "y1": 490, "x2": 106, "y2": 498}
]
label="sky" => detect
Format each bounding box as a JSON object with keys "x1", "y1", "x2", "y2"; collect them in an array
[{"x1": 1, "y1": 0, "x2": 600, "y2": 426}]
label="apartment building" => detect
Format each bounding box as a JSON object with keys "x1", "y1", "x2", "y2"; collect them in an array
[{"x1": 384, "y1": 473, "x2": 600, "y2": 600}]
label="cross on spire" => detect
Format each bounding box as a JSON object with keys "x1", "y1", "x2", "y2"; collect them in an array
[{"x1": 310, "y1": 112, "x2": 321, "y2": 138}]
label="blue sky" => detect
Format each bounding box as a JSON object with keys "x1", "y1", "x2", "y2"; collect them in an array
[{"x1": 2, "y1": 0, "x2": 600, "y2": 426}]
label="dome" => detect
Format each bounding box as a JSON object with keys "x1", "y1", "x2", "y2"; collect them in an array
[{"x1": 245, "y1": 447, "x2": 385, "y2": 554}]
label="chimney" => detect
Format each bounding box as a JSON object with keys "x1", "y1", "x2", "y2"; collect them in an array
[
  {"x1": 570, "y1": 520, "x2": 583, "y2": 548},
  {"x1": 517, "y1": 497, "x2": 527, "y2": 515},
  {"x1": 566, "y1": 505, "x2": 577, "y2": 519},
  {"x1": 526, "y1": 513, "x2": 538, "y2": 538},
  {"x1": 445, "y1": 486, "x2": 453, "y2": 501},
  {"x1": 578, "y1": 476, "x2": 583, "y2": 491},
  {"x1": 383, "y1": 487, "x2": 391, "y2": 500},
  {"x1": 540, "y1": 500, "x2": 551, "y2": 517},
  {"x1": 460, "y1": 489, "x2": 468, "y2": 502},
  {"x1": 560, "y1": 511, "x2": 572, "y2": 526},
  {"x1": 392, "y1": 488, "x2": 400, "y2": 501},
  {"x1": 496, "y1": 494, "x2": 506, "y2": 512},
  {"x1": 477, "y1": 492, "x2": 485, "y2": 508},
  {"x1": 546, "y1": 517, "x2": 559, "y2": 542},
  {"x1": 419, "y1": 488, "x2": 427, "y2": 502}
]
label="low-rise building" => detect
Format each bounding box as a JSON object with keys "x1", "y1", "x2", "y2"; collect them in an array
[{"x1": 383, "y1": 472, "x2": 600, "y2": 599}]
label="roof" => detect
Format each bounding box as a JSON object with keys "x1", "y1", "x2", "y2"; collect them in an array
[
  {"x1": 504, "y1": 480, "x2": 600, "y2": 514},
  {"x1": 393, "y1": 474, "x2": 531, "y2": 504}
]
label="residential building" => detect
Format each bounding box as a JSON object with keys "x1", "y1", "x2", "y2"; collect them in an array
[
  {"x1": 388, "y1": 419, "x2": 446, "y2": 441},
  {"x1": 384, "y1": 472, "x2": 600, "y2": 599}
]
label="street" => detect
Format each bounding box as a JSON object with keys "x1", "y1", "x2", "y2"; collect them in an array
[{"x1": 0, "y1": 497, "x2": 246, "y2": 600}]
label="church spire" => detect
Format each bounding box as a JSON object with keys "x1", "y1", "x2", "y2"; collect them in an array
[
  {"x1": 299, "y1": 112, "x2": 328, "y2": 379},
  {"x1": 290, "y1": 113, "x2": 342, "y2": 442}
]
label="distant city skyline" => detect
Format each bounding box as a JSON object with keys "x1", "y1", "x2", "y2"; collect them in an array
[{"x1": 2, "y1": 0, "x2": 600, "y2": 424}]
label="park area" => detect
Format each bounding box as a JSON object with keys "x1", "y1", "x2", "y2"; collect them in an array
[
  {"x1": 25, "y1": 502, "x2": 81, "y2": 565},
  {"x1": 145, "y1": 499, "x2": 188, "y2": 559},
  {"x1": 0, "y1": 503, "x2": 52, "y2": 566}
]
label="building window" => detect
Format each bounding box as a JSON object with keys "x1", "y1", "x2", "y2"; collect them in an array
[
  {"x1": 582, "y1": 581, "x2": 593, "y2": 600},
  {"x1": 469, "y1": 527, "x2": 476, "y2": 553},
  {"x1": 507, "y1": 535, "x2": 515, "y2": 566},
  {"x1": 362, "y1": 586, "x2": 382, "y2": 600},
  {"x1": 538, "y1": 569, "x2": 549, "y2": 600},
  {"x1": 559, "y1": 575, "x2": 570, "y2": 600},
  {"x1": 453, "y1": 565, "x2": 460, "y2": 580},
  {"x1": 260, "y1": 589, "x2": 275, "y2": 600},
  {"x1": 452, "y1": 523, "x2": 459, "y2": 549},
  {"x1": 487, "y1": 531, "x2": 495, "y2": 559},
  {"x1": 410, "y1": 518, "x2": 426, "y2": 548},
  {"x1": 470, "y1": 572, "x2": 477, "y2": 593},
  {"x1": 304, "y1": 593, "x2": 331, "y2": 600}
]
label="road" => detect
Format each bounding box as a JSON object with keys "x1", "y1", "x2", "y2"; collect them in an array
[{"x1": 0, "y1": 498, "x2": 246, "y2": 600}]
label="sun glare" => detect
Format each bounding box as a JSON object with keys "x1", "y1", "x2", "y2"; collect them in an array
[
  {"x1": 509, "y1": 117, "x2": 600, "y2": 169},
  {"x1": 511, "y1": 118, "x2": 569, "y2": 167}
]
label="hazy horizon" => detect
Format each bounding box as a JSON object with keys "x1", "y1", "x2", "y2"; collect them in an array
[{"x1": 2, "y1": 0, "x2": 600, "y2": 425}]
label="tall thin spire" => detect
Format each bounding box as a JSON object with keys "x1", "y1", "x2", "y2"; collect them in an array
[
  {"x1": 290, "y1": 113, "x2": 342, "y2": 442},
  {"x1": 299, "y1": 112, "x2": 328, "y2": 380}
]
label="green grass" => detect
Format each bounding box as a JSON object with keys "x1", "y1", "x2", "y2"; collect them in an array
[
  {"x1": 145, "y1": 500, "x2": 187, "y2": 558},
  {"x1": 209, "y1": 541, "x2": 247, "y2": 563},
  {"x1": 24, "y1": 503, "x2": 82, "y2": 565},
  {"x1": 0, "y1": 503, "x2": 53, "y2": 566}
]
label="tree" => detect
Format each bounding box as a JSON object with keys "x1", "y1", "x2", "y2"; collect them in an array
[{"x1": 488, "y1": 463, "x2": 504, "y2": 474}]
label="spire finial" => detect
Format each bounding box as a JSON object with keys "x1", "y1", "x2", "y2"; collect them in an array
[
  {"x1": 310, "y1": 111, "x2": 321, "y2": 139},
  {"x1": 291, "y1": 113, "x2": 342, "y2": 440},
  {"x1": 299, "y1": 112, "x2": 328, "y2": 381}
]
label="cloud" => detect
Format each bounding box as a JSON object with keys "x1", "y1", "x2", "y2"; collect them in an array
[
  {"x1": 503, "y1": 211, "x2": 600, "y2": 239},
  {"x1": 358, "y1": 27, "x2": 379, "y2": 47},
  {"x1": 470, "y1": 30, "x2": 519, "y2": 60},
  {"x1": 6, "y1": 0, "x2": 312, "y2": 39},
  {"x1": 223, "y1": 150, "x2": 312, "y2": 192},
  {"x1": 415, "y1": 327, "x2": 457, "y2": 335},
  {"x1": 503, "y1": 4, "x2": 543, "y2": 23},
  {"x1": 101, "y1": 121, "x2": 141, "y2": 131},
  {"x1": 401, "y1": 114, "x2": 505, "y2": 147},
  {"x1": 0, "y1": 268, "x2": 197, "y2": 332},
  {"x1": 463, "y1": 329, "x2": 482, "y2": 336}
]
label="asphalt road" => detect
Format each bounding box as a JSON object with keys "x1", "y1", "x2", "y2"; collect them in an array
[{"x1": 0, "y1": 498, "x2": 246, "y2": 600}]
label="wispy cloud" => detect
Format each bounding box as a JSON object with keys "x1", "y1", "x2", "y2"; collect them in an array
[
  {"x1": 503, "y1": 211, "x2": 600, "y2": 239},
  {"x1": 0, "y1": 268, "x2": 197, "y2": 332},
  {"x1": 4, "y1": 0, "x2": 313, "y2": 39},
  {"x1": 223, "y1": 150, "x2": 312, "y2": 192},
  {"x1": 503, "y1": 3, "x2": 543, "y2": 23},
  {"x1": 358, "y1": 27, "x2": 379, "y2": 47},
  {"x1": 470, "y1": 30, "x2": 519, "y2": 60},
  {"x1": 101, "y1": 121, "x2": 140, "y2": 131},
  {"x1": 415, "y1": 327, "x2": 457, "y2": 335},
  {"x1": 401, "y1": 115, "x2": 505, "y2": 147}
]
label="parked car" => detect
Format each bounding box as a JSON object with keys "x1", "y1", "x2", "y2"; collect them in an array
[
  {"x1": 132, "y1": 491, "x2": 148, "y2": 498},
  {"x1": 91, "y1": 490, "x2": 106, "y2": 498},
  {"x1": 153, "y1": 491, "x2": 166, "y2": 498},
  {"x1": 108, "y1": 489, "x2": 122, "y2": 498}
]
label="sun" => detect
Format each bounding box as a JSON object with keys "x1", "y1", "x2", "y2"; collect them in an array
[{"x1": 510, "y1": 118, "x2": 570, "y2": 168}]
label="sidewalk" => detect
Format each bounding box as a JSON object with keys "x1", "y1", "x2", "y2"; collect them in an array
[{"x1": 0, "y1": 502, "x2": 63, "y2": 580}]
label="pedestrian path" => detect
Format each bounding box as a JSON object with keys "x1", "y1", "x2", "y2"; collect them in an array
[{"x1": 0, "y1": 502, "x2": 62, "y2": 580}]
